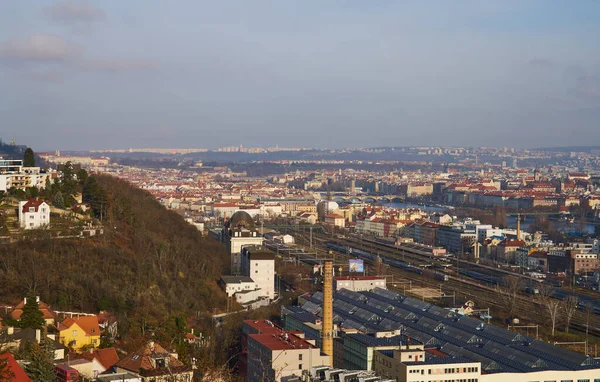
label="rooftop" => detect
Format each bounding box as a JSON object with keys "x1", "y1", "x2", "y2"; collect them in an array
[
  {"x1": 288, "y1": 287, "x2": 600, "y2": 374},
  {"x1": 221, "y1": 275, "x2": 255, "y2": 284},
  {"x1": 249, "y1": 332, "x2": 317, "y2": 351}
]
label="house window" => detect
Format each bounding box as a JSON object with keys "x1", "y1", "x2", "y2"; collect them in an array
[
  {"x1": 73, "y1": 330, "x2": 77, "y2": 337},
  {"x1": 93, "y1": 339, "x2": 98, "y2": 344},
  {"x1": 298, "y1": 364, "x2": 302, "y2": 370},
  {"x1": 299, "y1": 354, "x2": 302, "y2": 360},
  {"x1": 29, "y1": 207, "x2": 35, "y2": 212}
]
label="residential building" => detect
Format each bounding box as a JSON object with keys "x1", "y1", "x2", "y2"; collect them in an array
[
  {"x1": 79, "y1": 347, "x2": 120, "y2": 377},
  {"x1": 18, "y1": 199, "x2": 50, "y2": 229},
  {"x1": 241, "y1": 247, "x2": 275, "y2": 300},
  {"x1": 325, "y1": 213, "x2": 345, "y2": 228},
  {"x1": 0, "y1": 158, "x2": 51, "y2": 192},
  {"x1": 10, "y1": 296, "x2": 56, "y2": 326},
  {"x1": 0, "y1": 352, "x2": 32, "y2": 382},
  {"x1": 247, "y1": 327, "x2": 330, "y2": 382},
  {"x1": 115, "y1": 341, "x2": 193, "y2": 382},
  {"x1": 97, "y1": 373, "x2": 142, "y2": 382},
  {"x1": 571, "y1": 251, "x2": 599, "y2": 275},
  {"x1": 57, "y1": 316, "x2": 101, "y2": 351}
]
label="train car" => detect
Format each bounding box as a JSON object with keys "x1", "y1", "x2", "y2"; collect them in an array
[
  {"x1": 423, "y1": 268, "x2": 449, "y2": 282},
  {"x1": 459, "y1": 269, "x2": 501, "y2": 285},
  {"x1": 544, "y1": 279, "x2": 563, "y2": 287},
  {"x1": 326, "y1": 242, "x2": 347, "y2": 254}
]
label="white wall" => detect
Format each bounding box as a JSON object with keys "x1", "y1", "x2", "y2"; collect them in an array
[
  {"x1": 19, "y1": 201, "x2": 50, "y2": 230},
  {"x1": 250, "y1": 258, "x2": 275, "y2": 299}
]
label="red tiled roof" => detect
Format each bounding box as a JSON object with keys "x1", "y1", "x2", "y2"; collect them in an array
[
  {"x1": 58, "y1": 316, "x2": 100, "y2": 336},
  {"x1": 80, "y1": 347, "x2": 119, "y2": 369},
  {"x1": 11, "y1": 299, "x2": 55, "y2": 321},
  {"x1": 21, "y1": 199, "x2": 46, "y2": 213},
  {"x1": 0, "y1": 352, "x2": 32, "y2": 382},
  {"x1": 116, "y1": 342, "x2": 186, "y2": 374},
  {"x1": 249, "y1": 332, "x2": 317, "y2": 351}
]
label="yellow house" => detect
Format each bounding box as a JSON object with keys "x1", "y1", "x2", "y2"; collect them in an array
[{"x1": 58, "y1": 316, "x2": 101, "y2": 351}]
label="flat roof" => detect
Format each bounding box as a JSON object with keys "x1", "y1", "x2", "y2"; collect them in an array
[
  {"x1": 335, "y1": 276, "x2": 385, "y2": 281},
  {"x1": 243, "y1": 320, "x2": 282, "y2": 335},
  {"x1": 221, "y1": 275, "x2": 254, "y2": 284},
  {"x1": 249, "y1": 332, "x2": 317, "y2": 351}
]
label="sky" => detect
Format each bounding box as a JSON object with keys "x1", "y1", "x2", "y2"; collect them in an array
[{"x1": 1, "y1": 1, "x2": 600, "y2": 151}]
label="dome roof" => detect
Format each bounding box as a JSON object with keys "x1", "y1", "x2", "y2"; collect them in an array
[{"x1": 226, "y1": 210, "x2": 256, "y2": 230}]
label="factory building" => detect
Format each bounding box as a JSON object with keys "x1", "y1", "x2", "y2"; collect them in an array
[{"x1": 282, "y1": 287, "x2": 600, "y2": 382}]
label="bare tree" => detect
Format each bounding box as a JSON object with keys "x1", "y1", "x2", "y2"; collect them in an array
[
  {"x1": 496, "y1": 276, "x2": 523, "y2": 318},
  {"x1": 562, "y1": 295, "x2": 579, "y2": 333},
  {"x1": 538, "y1": 284, "x2": 562, "y2": 338}
]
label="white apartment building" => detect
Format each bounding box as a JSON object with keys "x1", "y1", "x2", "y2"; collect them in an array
[
  {"x1": 18, "y1": 199, "x2": 50, "y2": 229},
  {"x1": 0, "y1": 159, "x2": 51, "y2": 192},
  {"x1": 241, "y1": 248, "x2": 275, "y2": 299}
]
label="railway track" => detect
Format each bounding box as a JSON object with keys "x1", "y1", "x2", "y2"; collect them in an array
[{"x1": 287, "y1": 229, "x2": 600, "y2": 339}]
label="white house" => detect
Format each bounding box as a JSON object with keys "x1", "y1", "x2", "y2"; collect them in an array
[{"x1": 18, "y1": 199, "x2": 50, "y2": 230}]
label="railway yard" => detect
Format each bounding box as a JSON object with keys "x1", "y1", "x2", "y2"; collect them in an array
[{"x1": 265, "y1": 226, "x2": 600, "y2": 345}]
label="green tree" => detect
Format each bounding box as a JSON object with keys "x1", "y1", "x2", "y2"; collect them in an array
[
  {"x1": 23, "y1": 147, "x2": 35, "y2": 167},
  {"x1": 83, "y1": 176, "x2": 108, "y2": 219},
  {"x1": 53, "y1": 191, "x2": 65, "y2": 209},
  {"x1": 77, "y1": 168, "x2": 88, "y2": 184},
  {"x1": 20, "y1": 295, "x2": 45, "y2": 330},
  {"x1": 23, "y1": 333, "x2": 55, "y2": 382}
]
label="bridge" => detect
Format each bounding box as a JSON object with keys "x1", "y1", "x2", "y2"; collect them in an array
[{"x1": 331, "y1": 195, "x2": 405, "y2": 204}]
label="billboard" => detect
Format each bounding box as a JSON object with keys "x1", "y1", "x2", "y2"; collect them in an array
[{"x1": 349, "y1": 259, "x2": 364, "y2": 273}]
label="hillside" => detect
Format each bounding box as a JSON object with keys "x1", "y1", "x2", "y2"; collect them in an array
[{"x1": 0, "y1": 174, "x2": 230, "y2": 341}]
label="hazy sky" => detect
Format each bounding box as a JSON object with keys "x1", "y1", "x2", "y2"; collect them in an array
[{"x1": 1, "y1": 1, "x2": 600, "y2": 151}]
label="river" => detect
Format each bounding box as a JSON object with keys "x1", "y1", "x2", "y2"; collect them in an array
[{"x1": 506, "y1": 215, "x2": 596, "y2": 235}]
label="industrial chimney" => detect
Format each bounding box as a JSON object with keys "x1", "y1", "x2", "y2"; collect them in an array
[
  {"x1": 322, "y1": 260, "x2": 334, "y2": 366},
  {"x1": 516, "y1": 213, "x2": 521, "y2": 242}
]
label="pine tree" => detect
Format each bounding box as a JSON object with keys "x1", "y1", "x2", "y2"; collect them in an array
[
  {"x1": 23, "y1": 147, "x2": 35, "y2": 167},
  {"x1": 53, "y1": 191, "x2": 65, "y2": 209},
  {"x1": 23, "y1": 334, "x2": 55, "y2": 382},
  {"x1": 20, "y1": 295, "x2": 45, "y2": 330}
]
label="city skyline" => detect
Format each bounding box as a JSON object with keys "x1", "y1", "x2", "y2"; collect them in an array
[{"x1": 2, "y1": 1, "x2": 600, "y2": 151}]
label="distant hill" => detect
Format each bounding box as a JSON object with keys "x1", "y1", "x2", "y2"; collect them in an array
[
  {"x1": 0, "y1": 174, "x2": 230, "y2": 341},
  {"x1": 534, "y1": 146, "x2": 600, "y2": 153},
  {"x1": 0, "y1": 139, "x2": 26, "y2": 159}
]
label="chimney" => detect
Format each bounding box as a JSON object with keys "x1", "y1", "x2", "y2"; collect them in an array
[
  {"x1": 406, "y1": 336, "x2": 411, "y2": 350},
  {"x1": 23, "y1": 297, "x2": 27, "y2": 305},
  {"x1": 149, "y1": 341, "x2": 155, "y2": 352},
  {"x1": 321, "y1": 260, "x2": 334, "y2": 366},
  {"x1": 517, "y1": 214, "x2": 521, "y2": 242},
  {"x1": 35, "y1": 329, "x2": 41, "y2": 343}
]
